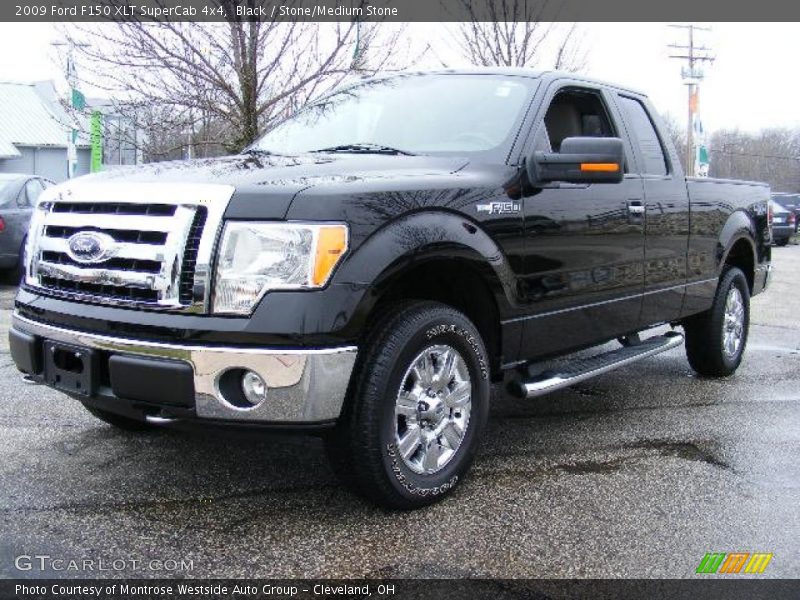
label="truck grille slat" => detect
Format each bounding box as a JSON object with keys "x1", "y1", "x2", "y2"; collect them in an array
[
  {"x1": 40, "y1": 276, "x2": 160, "y2": 303},
  {"x1": 52, "y1": 202, "x2": 177, "y2": 216},
  {"x1": 41, "y1": 250, "x2": 162, "y2": 274},
  {"x1": 45, "y1": 225, "x2": 168, "y2": 245},
  {"x1": 45, "y1": 212, "x2": 175, "y2": 232}
]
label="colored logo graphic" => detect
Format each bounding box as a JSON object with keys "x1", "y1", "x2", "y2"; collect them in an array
[{"x1": 696, "y1": 552, "x2": 773, "y2": 574}]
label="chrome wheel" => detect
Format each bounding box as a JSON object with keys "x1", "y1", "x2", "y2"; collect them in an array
[
  {"x1": 394, "y1": 344, "x2": 472, "y2": 475},
  {"x1": 722, "y1": 286, "x2": 745, "y2": 358}
]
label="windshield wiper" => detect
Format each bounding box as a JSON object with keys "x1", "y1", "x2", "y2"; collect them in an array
[{"x1": 311, "y1": 143, "x2": 415, "y2": 156}]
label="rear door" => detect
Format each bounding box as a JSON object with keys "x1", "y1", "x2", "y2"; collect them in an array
[
  {"x1": 517, "y1": 81, "x2": 646, "y2": 360},
  {"x1": 613, "y1": 94, "x2": 690, "y2": 326}
]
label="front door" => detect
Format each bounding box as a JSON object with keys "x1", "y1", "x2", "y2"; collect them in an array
[{"x1": 517, "y1": 83, "x2": 646, "y2": 360}]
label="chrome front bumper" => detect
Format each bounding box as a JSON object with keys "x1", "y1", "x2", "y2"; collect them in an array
[{"x1": 11, "y1": 312, "x2": 357, "y2": 423}]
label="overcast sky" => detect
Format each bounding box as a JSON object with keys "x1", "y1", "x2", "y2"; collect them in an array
[{"x1": 0, "y1": 22, "x2": 797, "y2": 134}]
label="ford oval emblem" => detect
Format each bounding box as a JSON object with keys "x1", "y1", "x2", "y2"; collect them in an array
[{"x1": 66, "y1": 231, "x2": 116, "y2": 264}]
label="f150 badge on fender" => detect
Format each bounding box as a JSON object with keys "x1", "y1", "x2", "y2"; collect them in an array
[{"x1": 476, "y1": 201, "x2": 521, "y2": 215}]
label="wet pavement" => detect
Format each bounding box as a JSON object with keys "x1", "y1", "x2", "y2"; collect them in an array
[{"x1": 0, "y1": 247, "x2": 798, "y2": 579}]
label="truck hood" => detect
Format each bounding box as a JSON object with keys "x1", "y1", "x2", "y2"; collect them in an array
[{"x1": 72, "y1": 153, "x2": 470, "y2": 194}]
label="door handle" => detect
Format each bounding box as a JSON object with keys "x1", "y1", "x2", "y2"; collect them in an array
[{"x1": 627, "y1": 200, "x2": 645, "y2": 215}]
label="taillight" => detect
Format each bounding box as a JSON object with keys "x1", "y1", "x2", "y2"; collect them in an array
[
  {"x1": 790, "y1": 212, "x2": 796, "y2": 225},
  {"x1": 768, "y1": 204, "x2": 773, "y2": 226},
  {"x1": 0, "y1": 216, "x2": 5, "y2": 232}
]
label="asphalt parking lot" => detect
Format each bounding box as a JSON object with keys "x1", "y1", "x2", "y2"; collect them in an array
[{"x1": 0, "y1": 248, "x2": 798, "y2": 580}]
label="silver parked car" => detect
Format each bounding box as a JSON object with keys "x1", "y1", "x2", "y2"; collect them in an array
[{"x1": 0, "y1": 174, "x2": 53, "y2": 278}]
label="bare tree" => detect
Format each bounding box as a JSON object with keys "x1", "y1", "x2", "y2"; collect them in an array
[
  {"x1": 709, "y1": 127, "x2": 800, "y2": 192},
  {"x1": 455, "y1": 0, "x2": 586, "y2": 71},
  {"x1": 660, "y1": 112, "x2": 687, "y2": 172},
  {"x1": 61, "y1": 1, "x2": 409, "y2": 158}
]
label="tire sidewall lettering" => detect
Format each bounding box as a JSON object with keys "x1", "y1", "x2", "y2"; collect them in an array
[
  {"x1": 380, "y1": 314, "x2": 489, "y2": 499},
  {"x1": 424, "y1": 323, "x2": 488, "y2": 380},
  {"x1": 386, "y1": 442, "x2": 459, "y2": 497}
]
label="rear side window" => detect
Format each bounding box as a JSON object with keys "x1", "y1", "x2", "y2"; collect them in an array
[{"x1": 618, "y1": 96, "x2": 668, "y2": 176}]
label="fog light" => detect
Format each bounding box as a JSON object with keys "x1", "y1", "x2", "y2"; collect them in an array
[{"x1": 241, "y1": 371, "x2": 267, "y2": 405}]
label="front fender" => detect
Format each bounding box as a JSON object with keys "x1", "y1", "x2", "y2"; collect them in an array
[{"x1": 335, "y1": 210, "x2": 518, "y2": 306}]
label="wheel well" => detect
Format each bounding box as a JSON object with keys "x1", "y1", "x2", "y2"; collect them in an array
[
  {"x1": 372, "y1": 260, "x2": 503, "y2": 381},
  {"x1": 724, "y1": 239, "x2": 755, "y2": 293}
]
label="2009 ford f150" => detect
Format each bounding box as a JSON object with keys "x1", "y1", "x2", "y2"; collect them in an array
[{"x1": 9, "y1": 69, "x2": 772, "y2": 508}]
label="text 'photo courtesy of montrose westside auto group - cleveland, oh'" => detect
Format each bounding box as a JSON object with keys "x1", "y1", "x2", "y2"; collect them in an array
[{"x1": 0, "y1": 1, "x2": 798, "y2": 599}]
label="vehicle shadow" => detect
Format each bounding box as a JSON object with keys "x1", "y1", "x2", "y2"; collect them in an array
[{"x1": 9, "y1": 344, "x2": 703, "y2": 515}]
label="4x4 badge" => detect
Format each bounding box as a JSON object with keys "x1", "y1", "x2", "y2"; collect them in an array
[{"x1": 476, "y1": 201, "x2": 520, "y2": 215}]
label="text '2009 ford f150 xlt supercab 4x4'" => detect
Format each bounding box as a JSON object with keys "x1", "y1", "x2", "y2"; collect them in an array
[{"x1": 10, "y1": 70, "x2": 772, "y2": 508}]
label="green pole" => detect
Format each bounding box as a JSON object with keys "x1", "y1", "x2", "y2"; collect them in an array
[{"x1": 89, "y1": 111, "x2": 103, "y2": 173}]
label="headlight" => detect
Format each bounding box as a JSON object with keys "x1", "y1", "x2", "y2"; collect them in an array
[{"x1": 213, "y1": 222, "x2": 348, "y2": 315}]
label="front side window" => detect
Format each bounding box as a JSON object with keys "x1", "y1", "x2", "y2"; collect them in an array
[
  {"x1": 533, "y1": 88, "x2": 627, "y2": 172},
  {"x1": 252, "y1": 74, "x2": 536, "y2": 156},
  {"x1": 542, "y1": 89, "x2": 616, "y2": 152}
]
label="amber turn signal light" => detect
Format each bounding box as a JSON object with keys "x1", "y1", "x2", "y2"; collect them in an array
[
  {"x1": 580, "y1": 163, "x2": 620, "y2": 172},
  {"x1": 312, "y1": 225, "x2": 349, "y2": 286}
]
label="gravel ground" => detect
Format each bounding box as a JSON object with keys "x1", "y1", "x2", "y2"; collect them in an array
[{"x1": 0, "y1": 247, "x2": 798, "y2": 580}]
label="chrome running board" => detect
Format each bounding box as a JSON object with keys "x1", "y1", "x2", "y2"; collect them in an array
[{"x1": 510, "y1": 332, "x2": 684, "y2": 399}]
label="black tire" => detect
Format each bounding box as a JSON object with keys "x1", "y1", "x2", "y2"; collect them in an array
[
  {"x1": 775, "y1": 239, "x2": 789, "y2": 247},
  {"x1": 683, "y1": 267, "x2": 750, "y2": 377},
  {"x1": 325, "y1": 301, "x2": 490, "y2": 509},
  {"x1": 83, "y1": 405, "x2": 156, "y2": 432}
]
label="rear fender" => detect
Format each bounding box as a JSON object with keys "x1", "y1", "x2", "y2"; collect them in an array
[{"x1": 717, "y1": 211, "x2": 756, "y2": 272}]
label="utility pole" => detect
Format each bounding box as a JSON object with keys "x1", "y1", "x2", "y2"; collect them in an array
[
  {"x1": 52, "y1": 40, "x2": 89, "y2": 178},
  {"x1": 668, "y1": 24, "x2": 714, "y2": 176}
]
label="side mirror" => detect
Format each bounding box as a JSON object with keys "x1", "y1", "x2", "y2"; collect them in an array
[{"x1": 528, "y1": 136, "x2": 624, "y2": 185}]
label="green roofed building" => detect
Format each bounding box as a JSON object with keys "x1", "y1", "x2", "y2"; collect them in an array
[{"x1": 0, "y1": 81, "x2": 140, "y2": 183}]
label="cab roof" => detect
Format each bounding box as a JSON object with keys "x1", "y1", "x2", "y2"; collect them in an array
[{"x1": 382, "y1": 67, "x2": 647, "y2": 98}]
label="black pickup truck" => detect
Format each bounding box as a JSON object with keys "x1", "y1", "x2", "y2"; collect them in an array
[{"x1": 9, "y1": 69, "x2": 772, "y2": 508}]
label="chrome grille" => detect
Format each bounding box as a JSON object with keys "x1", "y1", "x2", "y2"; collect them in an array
[{"x1": 25, "y1": 182, "x2": 234, "y2": 312}]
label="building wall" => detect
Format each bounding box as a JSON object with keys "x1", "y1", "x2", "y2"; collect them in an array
[{"x1": 0, "y1": 146, "x2": 91, "y2": 183}]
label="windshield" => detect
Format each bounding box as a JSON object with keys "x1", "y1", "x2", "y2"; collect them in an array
[{"x1": 251, "y1": 74, "x2": 536, "y2": 156}]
